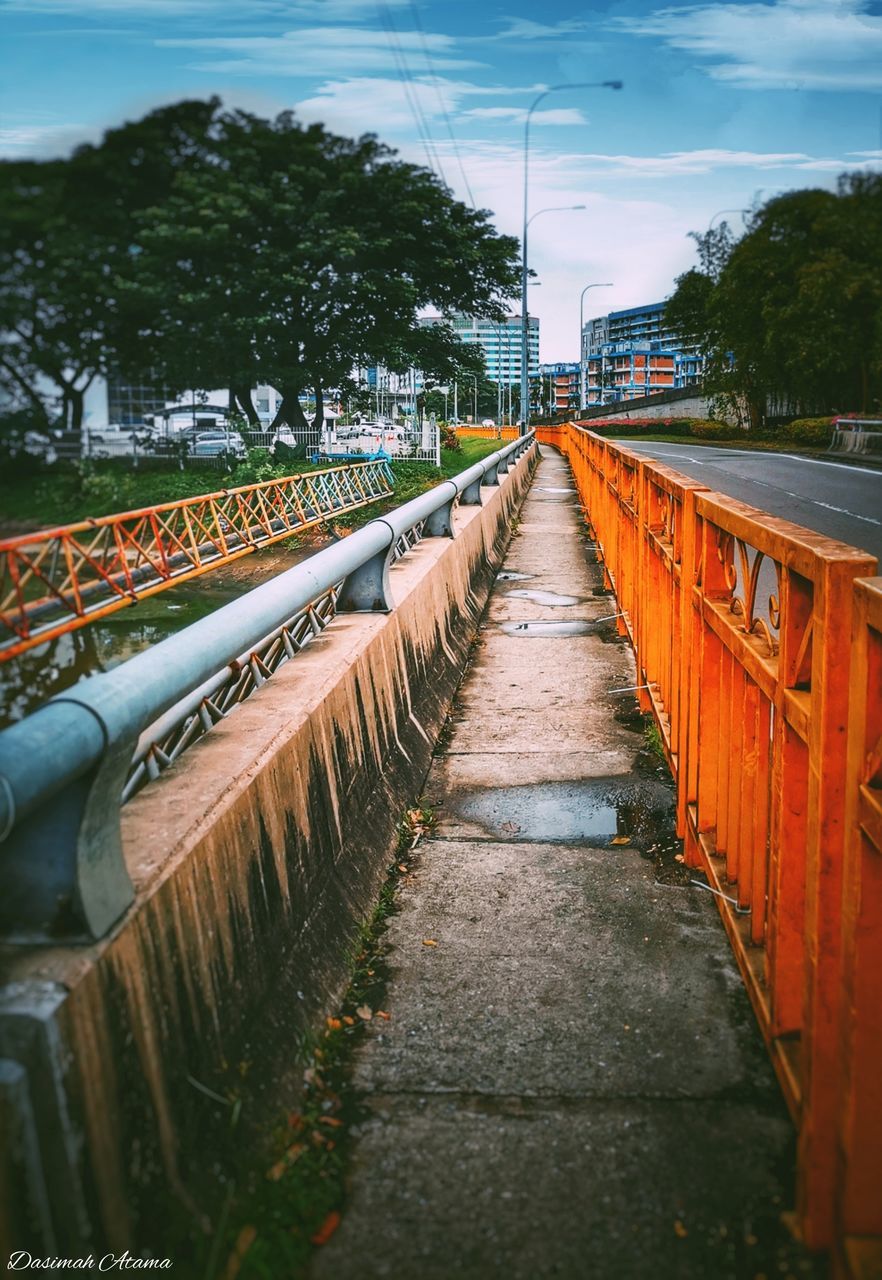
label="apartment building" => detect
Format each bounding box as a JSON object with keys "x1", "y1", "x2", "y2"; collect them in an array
[
  {"x1": 536, "y1": 362, "x2": 580, "y2": 415},
  {"x1": 418, "y1": 313, "x2": 540, "y2": 386},
  {"x1": 581, "y1": 301, "x2": 705, "y2": 408}
]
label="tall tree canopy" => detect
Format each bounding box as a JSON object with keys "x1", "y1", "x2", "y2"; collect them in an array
[
  {"x1": 0, "y1": 99, "x2": 224, "y2": 430},
  {"x1": 0, "y1": 100, "x2": 520, "y2": 442},
  {"x1": 665, "y1": 174, "x2": 882, "y2": 423}
]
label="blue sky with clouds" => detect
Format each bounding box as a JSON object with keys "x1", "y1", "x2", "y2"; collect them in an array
[{"x1": 2, "y1": 0, "x2": 881, "y2": 359}]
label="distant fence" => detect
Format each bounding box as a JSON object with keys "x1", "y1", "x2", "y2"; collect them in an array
[
  {"x1": 537, "y1": 421, "x2": 881, "y2": 1270},
  {"x1": 20, "y1": 422, "x2": 442, "y2": 470},
  {"x1": 455, "y1": 426, "x2": 518, "y2": 441},
  {"x1": 0, "y1": 460, "x2": 394, "y2": 662}
]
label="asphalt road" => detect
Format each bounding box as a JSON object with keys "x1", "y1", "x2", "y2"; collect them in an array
[{"x1": 615, "y1": 441, "x2": 882, "y2": 564}]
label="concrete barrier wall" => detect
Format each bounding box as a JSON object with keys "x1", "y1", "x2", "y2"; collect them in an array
[{"x1": 0, "y1": 446, "x2": 537, "y2": 1257}]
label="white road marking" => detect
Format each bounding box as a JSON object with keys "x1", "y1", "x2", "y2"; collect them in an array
[
  {"x1": 620, "y1": 446, "x2": 881, "y2": 526},
  {"x1": 625, "y1": 441, "x2": 882, "y2": 477}
]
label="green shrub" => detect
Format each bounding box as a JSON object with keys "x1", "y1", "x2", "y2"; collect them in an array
[
  {"x1": 440, "y1": 425, "x2": 462, "y2": 452},
  {"x1": 689, "y1": 419, "x2": 742, "y2": 440},
  {"x1": 780, "y1": 417, "x2": 835, "y2": 446}
]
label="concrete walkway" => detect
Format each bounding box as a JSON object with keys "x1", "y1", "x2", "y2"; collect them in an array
[{"x1": 312, "y1": 447, "x2": 815, "y2": 1280}]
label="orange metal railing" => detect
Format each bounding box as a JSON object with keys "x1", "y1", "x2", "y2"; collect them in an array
[
  {"x1": 536, "y1": 422, "x2": 881, "y2": 1270},
  {"x1": 0, "y1": 460, "x2": 393, "y2": 662}
]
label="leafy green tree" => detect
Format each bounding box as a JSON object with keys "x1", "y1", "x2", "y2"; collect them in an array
[
  {"x1": 665, "y1": 177, "x2": 882, "y2": 423},
  {"x1": 124, "y1": 107, "x2": 520, "y2": 445},
  {"x1": 0, "y1": 100, "x2": 224, "y2": 431}
]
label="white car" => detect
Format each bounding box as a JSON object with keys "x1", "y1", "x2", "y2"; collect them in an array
[{"x1": 190, "y1": 430, "x2": 247, "y2": 458}]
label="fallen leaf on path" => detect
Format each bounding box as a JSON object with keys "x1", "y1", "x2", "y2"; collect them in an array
[
  {"x1": 342, "y1": 1015, "x2": 355, "y2": 1026},
  {"x1": 222, "y1": 1225, "x2": 257, "y2": 1280},
  {"x1": 319, "y1": 1116, "x2": 343, "y2": 1128},
  {"x1": 326, "y1": 1017, "x2": 342, "y2": 1031},
  {"x1": 265, "y1": 1142, "x2": 306, "y2": 1181},
  {"x1": 674, "y1": 854, "x2": 686, "y2": 864},
  {"x1": 499, "y1": 821, "x2": 521, "y2": 834},
  {"x1": 673, "y1": 1220, "x2": 688, "y2": 1238},
  {"x1": 355, "y1": 1004, "x2": 373, "y2": 1021},
  {"x1": 311, "y1": 1211, "x2": 341, "y2": 1246},
  {"x1": 398, "y1": 864, "x2": 408, "y2": 873},
  {"x1": 610, "y1": 835, "x2": 631, "y2": 846},
  {"x1": 422, "y1": 939, "x2": 438, "y2": 947},
  {"x1": 375, "y1": 1010, "x2": 391, "y2": 1021}
]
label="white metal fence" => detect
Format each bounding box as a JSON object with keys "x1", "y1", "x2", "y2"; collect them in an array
[{"x1": 18, "y1": 418, "x2": 442, "y2": 470}]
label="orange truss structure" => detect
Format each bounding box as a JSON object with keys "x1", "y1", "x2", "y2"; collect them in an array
[{"x1": 0, "y1": 459, "x2": 393, "y2": 661}]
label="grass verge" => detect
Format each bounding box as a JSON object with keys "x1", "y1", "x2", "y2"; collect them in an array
[{"x1": 0, "y1": 440, "x2": 500, "y2": 535}]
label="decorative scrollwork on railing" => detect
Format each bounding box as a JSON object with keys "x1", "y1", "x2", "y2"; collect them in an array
[
  {"x1": 648, "y1": 483, "x2": 676, "y2": 557},
  {"x1": 716, "y1": 530, "x2": 782, "y2": 657}
]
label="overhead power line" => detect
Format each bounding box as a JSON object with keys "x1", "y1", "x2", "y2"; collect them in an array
[
  {"x1": 408, "y1": 0, "x2": 476, "y2": 208},
  {"x1": 377, "y1": 2, "x2": 448, "y2": 187}
]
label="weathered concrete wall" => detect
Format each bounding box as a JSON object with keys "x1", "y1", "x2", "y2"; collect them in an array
[
  {"x1": 0, "y1": 446, "x2": 537, "y2": 1258},
  {"x1": 576, "y1": 388, "x2": 715, "y2": 421}
]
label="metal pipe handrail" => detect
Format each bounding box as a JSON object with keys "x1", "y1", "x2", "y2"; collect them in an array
[{"x1": 0, "y1": 432, "x2": 535, "y2": 941}]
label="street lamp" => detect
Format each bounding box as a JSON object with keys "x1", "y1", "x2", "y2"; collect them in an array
[
  {"x1": 520, "y1": 203, "x2": 585, "y2": 425},
  {"x1": 521, "y1": 79, "x2": 623, "y2": 435},
  {"x1": 579, "y1": 282, "x2": 613, "y2": 411}
]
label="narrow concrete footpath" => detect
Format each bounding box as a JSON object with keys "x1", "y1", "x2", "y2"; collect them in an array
[{"x1": 312, "y1": 447, "x2": 815, "y2": 1280}]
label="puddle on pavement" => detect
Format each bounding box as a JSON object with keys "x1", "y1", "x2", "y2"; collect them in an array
[
  {"x1": 505, "y1": 589, "x2": 582, "y2": 607},
  {"x1": 445, "y1": 775, "x2": 688, "y2": 883},
  {"x1": 501, "y1": 619, "x2": 610, "y2": 637},
  {"x1": 497, "y1": 571, "x2": 533, "y2": 582},
  {"x1": 535, "y1": 486, "x2": 576, "y2": 494}
]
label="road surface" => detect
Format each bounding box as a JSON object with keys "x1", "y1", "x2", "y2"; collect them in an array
[{"x1": 615, "y1": 441, "x2": 882, "y2": 563}]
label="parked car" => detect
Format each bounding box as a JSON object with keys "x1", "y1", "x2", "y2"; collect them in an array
[
  {"x1": 190, "y1": 430, "x2": 247, "y2": 459},
  {"x1": 83, "y1": 423, "x2": 157, "y2": 457}
]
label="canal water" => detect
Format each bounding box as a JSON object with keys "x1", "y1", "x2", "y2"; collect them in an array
[{"x1": 0, "y1": 542, "x2": 330, "y2": 730}]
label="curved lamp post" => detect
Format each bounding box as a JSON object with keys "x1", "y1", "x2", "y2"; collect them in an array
[
  {"x1": 520, "y1": 204, "x2": 586, "y2": 422},
  {"x1": 579, "y1": 282, "x2": 613, "y2": 410},
  {"x1": 520, "y1": 79, "x2": 623, "y2": 435}
]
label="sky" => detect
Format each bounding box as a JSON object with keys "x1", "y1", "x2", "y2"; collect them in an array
[{"x1": 2, "y1": 0, "x2": 881, "y2": 361}]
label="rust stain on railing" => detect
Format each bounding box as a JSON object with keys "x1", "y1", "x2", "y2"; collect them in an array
[{"x1": 536, "y1": 422, "x2": 881, "y2": 1273}]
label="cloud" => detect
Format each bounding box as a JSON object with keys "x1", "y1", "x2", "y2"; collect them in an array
[
  {"x1": 0, "y1": 0, "x2": 403, "y2": 11},
  {"x1": 576, "y1": 147, "x2": 862, "y2": 177},
  {"x1": 294, "y1": 76, "x2": 464, "y2": 136},
  {"x1": 2, "y1": 0, "x2": 278, "y2": 9},
  {"x1": 291, "y1": 77, "x2": 560, "y2": 139},
  {"x1": 611, "y1": 0, "x2": 882, "y2": 91},
  {"x1": 462, "y1": 107, "x2": 588, "y2": 126},
  {"x1": 0, "y1": 122, "x2": 96, "y2": 156},
  {"x1": 160, "y1": 26, "x2": 482, "y2": 75},
  {"x1": 493, "y1": 17, "x2": 595, "y2": 40}
]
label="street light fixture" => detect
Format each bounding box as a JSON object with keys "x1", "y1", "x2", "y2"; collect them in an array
[
  {"x1": 520, "y1": 79, "x2": 623, "y2": 435},
  {"x1": 579, "y1": 282, "x2": 613, "y2": 411},
  {"x1": 520, "y1": 203, "x2": 587, "y2": 424},
  {"x1": 527, "y1": 204, "x2": 586, "y2": 227},
  {"x1": 708, "y1": 207, "x2": 748, "y2": 231}
]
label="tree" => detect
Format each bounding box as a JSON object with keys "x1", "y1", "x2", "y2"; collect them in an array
[
  {"x1": 665, "y1": 177, "x2": 882, "y2": 423},
  {"x1": 123, "y1": 107, "x2": 521, "y2": 446},
  {"x1": 0, "y1": 100, "x2": 224, "y2": 431}
]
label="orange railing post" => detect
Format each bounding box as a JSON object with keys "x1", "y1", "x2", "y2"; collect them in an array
[
  {"x1": 543, "y1": 422, "x2": 881, "y2": 1265},
  {"x1": 834, "y1": 578, "x2": 882, "y2": 1277}
]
